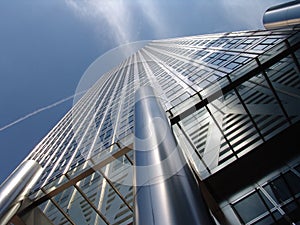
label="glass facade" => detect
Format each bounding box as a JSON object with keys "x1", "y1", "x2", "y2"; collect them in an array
[{"x1": 3, "y1": 28, "x2": 300, "y2": 225}]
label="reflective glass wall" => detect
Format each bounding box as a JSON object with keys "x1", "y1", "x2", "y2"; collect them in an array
[{"x1": 7, "y1": 28, "x2": 300, "y2": 225}]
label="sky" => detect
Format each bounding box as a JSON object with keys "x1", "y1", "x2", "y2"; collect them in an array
[{"x1": 0, "y1": 0, "x2": 289, "y2": 184}]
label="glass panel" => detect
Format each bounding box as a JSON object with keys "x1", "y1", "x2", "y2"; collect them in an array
[
  {"x1": 265, "y1": 54, "x2": 300, "y2": 124},
  {"x1": 259, "y1": 190, "x2": 275, "y2": 209},
  {"x1": 101, "y1": 155, "x2": 134, "y2": 207},
  {"x1": 281, "y1": 200, "x2": 300, "y2": 223},
  {"x1": 179, "y1": 104, "x2": 228, "y2": 172},
  {"x1": 181, "y1": 108, "x2": 211, "y2": 157},
  {"x1": 272, "y1": 211, "x2": 289, "y2": 225},
  {"x1": 294, "y1": 48, "x2": 300, "y2": 64},
  {"x1": 77, "y1": 171, "x2": 133, "y2": 225},
  {"x1": 89, "y1": 144, "x2": 120, "y2": 166},
  {"x1": 253, "y1": 215, "x2": 275, "y2": 225},
  {"x1": 53, "y1": 186, "x2": 107, "y2": 225},
  {"x1": 169, "y1": 94, "x2": 201, "y2": 117},
  {"x1": 39, "y1": 200, "x2": 69, "y2": 225},
  {"x1": 200, "y1": 76, "x2": 229, "y2": 100},
  {"x1": 67, "y1": 161, "x2": 91, "y2": 179},
  {"x1": 237, "y1": 74, "x2": 289, "y2": 141},
  {"x1": 283, "y1": 171, "x2": 300, "y2": 195},
  {"x1": 258, "y1": 41, "x2": 287, "y2": 64},
  {"x1": 208, "y1": 87, "x2": 263, "y2": 164},
  {"x1": 264, "y1": 176, "x2": 293, "y2": 204},
  {"x1": 229, "y1": 58, "x2": 258, "y2": 82},
  {"x1": 233, "y1": 192, "x2": 269, "y2": 223},
  {"x1": 287, "y1": 32, "x2": 300, "y2": 46},
  {"x1": 172, "y1": 123, "x2": 211, "y2": 178},
  {"x1": 43, "y1": 175, "x2": 69, "y2": 194},
  {"x1": 294, "y1": 164, "x2": 300, "y2": 174}
]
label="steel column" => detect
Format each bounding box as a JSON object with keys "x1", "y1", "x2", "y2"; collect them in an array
[
  {"x1": 133, "y1": 86, "x2": 216, "y2": 225},
  {"x1": 263, "y1": 0, "x2": 300, "y2": 29},
  {"x1": 0, "y1": 160, "x2": 42, "y2": 224}
]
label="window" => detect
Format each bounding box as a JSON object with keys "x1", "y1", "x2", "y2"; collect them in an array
[
  {"x1": 224, "y1": 56, "x2": 251, "y2": 70},
  {"x1": 264, "y1": 171, "x2": 300, "y2": 204},
  {"x1": 171, "y1": 92, "x2": 189, "y2": 106},
  {"x1": 209, "y1": 53, "x2": 234, "y2": 66},
  {"x1": 233, "y1": 191, "x2": 271, "y2": 224},
  {"x1": 253, "y1": 38, "x2": 279, "y2": 51},
  {"x1": 203, "y1": 52, "x2": 221, "y2": 63},
  {"x1": 231, "y1": 167, "x2": 300, "y2": 224},
  {"x1": 236, "y1": 38, "x2": 258, "y2": 49},
  {"x1": 224, "y1": 39, "x2": 241, "y2": 48},
  {"x1": 194, "y1": 50, "x2": 209, "y2": 59}
]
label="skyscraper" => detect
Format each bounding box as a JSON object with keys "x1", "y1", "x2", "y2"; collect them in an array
[{"x1": 1, "y1": 26, "x2": 300, "y2": 225}]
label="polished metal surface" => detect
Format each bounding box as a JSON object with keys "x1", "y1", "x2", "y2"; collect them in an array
[
  {"x1": 0, "y1": 202, "x2": 21, "y2": 225},
  {"x1": 263, "y1": 0, "x2": 300, "y2": 29},
  {"x1": 133, "y1": 86, "x2": 216, "y2": 225},
  {"x1": 0, "y1": 160, "x2": 42, "y2": 223}
]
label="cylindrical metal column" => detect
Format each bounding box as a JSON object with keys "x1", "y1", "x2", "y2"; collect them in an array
[
  {"x1": 0, "y1": 160, "x2": 42, "y2": 223},
  {"x1": 133, "y1": 86, "x2": 216, "y2": 225},
  {"x1": 263, "y1": 0, "x2": 300, "y2": 30}
]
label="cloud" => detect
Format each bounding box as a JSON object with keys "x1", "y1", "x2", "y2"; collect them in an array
[
  {"x1": 65, "y1": 0, "x2": 288, "y2": 45},
  {"x1": 65, "y1": 0, "x2": 134, "y2": 44},
  {"x1": 135, "y1": 0, "x2": 169, "y2": 38},
  {"x1": 65, "y1": 0, "x2": 169, "y2": 44}
]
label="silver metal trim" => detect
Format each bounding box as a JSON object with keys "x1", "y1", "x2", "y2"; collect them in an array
[
  {"x1": 0, "y1": 160, "x2": 42, "y2": 223},
  {"x1": 263, "y1": 1, "x2": 300, "y2": 29},
  {"x1": 133, "y1": 86, "x2": 216, "y2": 225},
  {"x1": 0, "y1": 202, "x2": 21, "y2": 225}
]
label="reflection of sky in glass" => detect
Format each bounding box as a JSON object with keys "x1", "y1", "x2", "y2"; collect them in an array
[
  {"x1": 73, "y1": 40, "x2": 150, "y2": 105},
  {"x1": 0, "y1": 0, "x2": 288, "y2": 184}
]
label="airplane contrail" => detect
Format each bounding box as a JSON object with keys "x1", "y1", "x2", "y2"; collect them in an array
[{"x1": 0, "y1": 90, "x2": 87, "y2": 132}]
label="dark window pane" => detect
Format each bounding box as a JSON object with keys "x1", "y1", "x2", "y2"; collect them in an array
[
  {"x1": 265, "y1": 177, "x2": 291, "y2": 203},
  {"x1": 273, "y1": 211, "x2": 289, "y2": 225},
  {"x1": 294, "y1": 164, "x2": 300, "y2": 174},
  {"x1": 259, "y1": 190, "x2": 274, "y2": 209},
  {"x1": 225, "y1": 62, "x2": 239, "y2": 69},
  {"x1": 282, "y1": 200, "x2": 300, "y2": 223},
  {"x1": 233, "y1": 192, "x2": 268, "y2": 223},
  {"x1": 283, "y1": 171, "x2": 300, "y2": 195},
  {"x1": 253, "y1": 215, "x2": 275, "y2": 225}
]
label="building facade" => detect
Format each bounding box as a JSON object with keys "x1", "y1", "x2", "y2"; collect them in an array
[{"x1": 1, "y1": 27, "x2": 300, "y2": 225}]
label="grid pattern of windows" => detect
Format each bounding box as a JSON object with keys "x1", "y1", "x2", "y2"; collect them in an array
[
  {"x1": 231, "y1": 162, "x2": 300, "y2": 224},
  {"x1": 14, "y1": 28, "x2": 300, "y2": 225}
]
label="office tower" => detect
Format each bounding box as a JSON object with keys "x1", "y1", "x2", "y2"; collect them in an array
[{"x1": 1, "y1": 26, "x2": 300, "y2": 225}]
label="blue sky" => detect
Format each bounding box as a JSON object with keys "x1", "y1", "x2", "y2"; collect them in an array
[{"x1": 0, "y1": 0, "x2": 288, "y2": 183}]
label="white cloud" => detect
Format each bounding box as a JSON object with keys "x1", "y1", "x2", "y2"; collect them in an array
[
  {"x1": 65, "y1": 0, "x2": 169, "y2": 44},
  {"x1": 135, "y1": 0, "x2": 169, "y2": 38},
  {"x1": 65, "y1": 0, "x2": 291, "y2": 45},
  {"x1": 65, "y1": 0, "x2": 134, "y2": 44}
]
